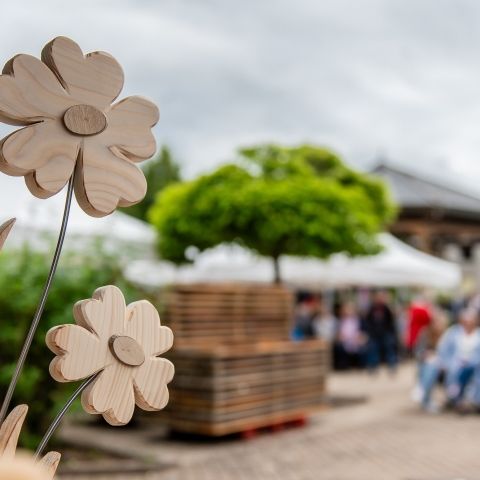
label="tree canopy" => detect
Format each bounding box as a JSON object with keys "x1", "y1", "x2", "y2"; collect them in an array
[
  {"x1": 122, "y1": 146, "x2": 181, "y2": 221},
  {"x1": 148, "y1": 144, "x2": 396, "y2": 282}
]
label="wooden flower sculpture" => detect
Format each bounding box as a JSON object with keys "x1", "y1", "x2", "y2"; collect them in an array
[
  {"x1": 46, "y1": 286, "x2": 174, "y2": 425},
  {"x1": 0, "y1": 36, "x2": 159, "y2": 217},
  {"x1": 0, "y1": 405, "x2": 60, "y2": 479}
]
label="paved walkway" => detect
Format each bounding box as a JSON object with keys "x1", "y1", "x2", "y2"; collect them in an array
[{"x1": 59, "y1": 364, "x2": 480, "y2": 480}]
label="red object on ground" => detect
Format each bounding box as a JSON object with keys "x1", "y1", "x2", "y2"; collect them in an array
[
  {"x1": 241, "y1": 429, "x2": 258, "y2": 440},
  {"x1": 405, "y1": 302, "x2": 432, "y2": 349},
  {"x1": 240, "y1": 417, "x2": 308, "y2": 439}
]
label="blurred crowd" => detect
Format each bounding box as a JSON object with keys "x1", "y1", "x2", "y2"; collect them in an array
[
  {"x1": 293, "y1": 289, "x2": 480, "y2": 414},
  {"x1": 293, "y1": 290, "x2": 399, "y2": 373}
]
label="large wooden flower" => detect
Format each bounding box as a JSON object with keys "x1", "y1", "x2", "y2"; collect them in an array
[
  {"x1": 0, "y1": 36, "x2": 159, "y2": 217},
  {"x1": 46, "y1": 286, "x2": 174, "y2": 426}
]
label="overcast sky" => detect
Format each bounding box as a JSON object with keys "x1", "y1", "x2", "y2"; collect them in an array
[{"x1": 1, "y1": 0, "x2": 480, "y2": 201}]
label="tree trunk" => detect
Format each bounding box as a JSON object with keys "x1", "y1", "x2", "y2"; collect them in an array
[{"x1": 273, "y1": 256, "x2": 281, "y2": 284}]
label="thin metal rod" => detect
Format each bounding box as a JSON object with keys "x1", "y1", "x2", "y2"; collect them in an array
[
  {"x1": 35, "y1": 373, "x2": 98, "y2": 459},
  {"x1": 0, "y1": 174, "x2": 75, "y2": 424}
]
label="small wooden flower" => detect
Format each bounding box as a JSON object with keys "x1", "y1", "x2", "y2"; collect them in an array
[
  {"x1": 46, "y1": 286, "x2": 174, "y2": 426},
  {"x1": 0, "y1": 405, "x2": 60, "y2": 479},
  {"x1": 0, "y1": 36, "x2": 159, "y2": 217}
]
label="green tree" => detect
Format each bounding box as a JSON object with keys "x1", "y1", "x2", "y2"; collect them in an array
[
  {"x1": 122, "y1": 146, "x2": 181, "y2": 221},
  {"x1": 148, "y1": 144, "x2": 396, "y2": 282}
]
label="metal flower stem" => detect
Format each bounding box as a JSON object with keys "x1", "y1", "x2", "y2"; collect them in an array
[
  {"x1": 0, "y1": 173, "x2": 75, "y2": 424},
  {"x1": 35, "y1": 373, "x2": 98, "y2": 459}
]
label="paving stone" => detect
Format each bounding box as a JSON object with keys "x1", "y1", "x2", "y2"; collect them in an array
[{"x1": 59, "y1": 365, "x2": 480, "y2": 480}]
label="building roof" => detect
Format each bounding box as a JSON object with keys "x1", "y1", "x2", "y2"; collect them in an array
[{"x1": 372, "y1": 163, "x2": 480, "y2": 218}]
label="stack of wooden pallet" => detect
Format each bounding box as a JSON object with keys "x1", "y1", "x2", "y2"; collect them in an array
[{"x1": 162, "y1": 283, "x2": 329, "y2": 436}]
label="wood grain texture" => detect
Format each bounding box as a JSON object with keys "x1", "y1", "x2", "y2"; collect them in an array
[
  {"x1": 0, "y1": 405, "x2": 60, "y2": 478},
  {"x1": 163, "y1": 341, "x2": 328, "y2": 436},
  {"x1": 0, "y1": 405, "x2": 27, "y2": 458},
  {"x1": 110, "y1": 336, "x2": 145, "y2": 366},
  {"x1": 165, "y1": 283, "x2": 294, "y2": 345},
  {"x1": 0, "y1": 53, "x2": 72, "y2": 125},
  {"x1": 73, "y1": 142, "x2": 147, "y2": 217},
  {"x1": 0, "y1": 218, "x2": 15, "y2": 250},
  {"x1": 0, "y1": 36, "x2": 158, "y2": 217},
  {"x1": 38, "y1": 451, "x2": 61, "y2": 479},
  {"x1": 157, "y1": 283, "x2": 327, "y2": 436},
  {"x1": 47, "y1": 285, "x2": 174, "y2": 426},
  {"x1": 63, "y1": 104, "x2": 106, "y2": 135}
]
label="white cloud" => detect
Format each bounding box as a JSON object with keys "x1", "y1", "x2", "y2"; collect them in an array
[{"x1": 0, "y1": 0, "x2": 480, "y2": 197}]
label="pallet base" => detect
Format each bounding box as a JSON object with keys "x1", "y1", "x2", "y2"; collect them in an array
[{"x1": 163, "y1": 341, "x2": 329, "y2": 436}]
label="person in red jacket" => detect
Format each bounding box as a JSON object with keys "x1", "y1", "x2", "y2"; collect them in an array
[{"x1": 406, "y1": 295, "x2": 433, "y2": 351}]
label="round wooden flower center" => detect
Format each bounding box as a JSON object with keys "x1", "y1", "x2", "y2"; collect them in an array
[
  {"x1": 109, "y1": 335, "x2": 145, "y2": 367},
  {"x1": 63, "y1": 104, "x2": 107, "y2": 136}
]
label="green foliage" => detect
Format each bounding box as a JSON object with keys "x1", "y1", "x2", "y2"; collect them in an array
[
  {"x1": 148, "y1": 144, "x2": 397, "y2": 281},
  {"x1": 122, "y1": 146, "x2": 181, "y2": 221},
  {"x1": 0, "y1": 245, "x2": 143, "y2": 448}
]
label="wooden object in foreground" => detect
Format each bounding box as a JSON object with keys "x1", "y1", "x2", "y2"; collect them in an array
[
  {"x1": 0, "y1": 405, "x2": 60, "y2": 478},
  {"x1": 162, "y1": 283, "x2": 329, "y2": 436},
  {"x1": 47, "y1": 285, "x2": 174, "y2": 426},
  {"x1": 0, "y1": 36, "x2": 159, "y2": 218},
  {"x1": 0, "y1": 218, "x2": 15, "y2": 250}
]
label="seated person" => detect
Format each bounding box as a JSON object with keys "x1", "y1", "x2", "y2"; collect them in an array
[
  {"x1": 419, "y1": 308, "x2": 480, "y2": 411},
  {"x1": 414, "y1": 310, "x2": 448, "y2": 411}
]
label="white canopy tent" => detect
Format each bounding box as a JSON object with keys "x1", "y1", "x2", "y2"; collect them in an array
[
  {"x1": 125, "y1": 233, "x2": 462, "y2": 290},
  {"x1": 0, "y1": 177, "x2": 156, "y2": 257}
]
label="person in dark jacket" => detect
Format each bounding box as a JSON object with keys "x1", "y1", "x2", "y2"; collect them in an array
[{"x1": 363, "y1": 290, "x2": 398, "y2": 373}]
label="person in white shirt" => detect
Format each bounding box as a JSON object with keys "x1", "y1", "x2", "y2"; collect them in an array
[{"x1": 436, "y1": 309, "x2": 480, "y2": 408}]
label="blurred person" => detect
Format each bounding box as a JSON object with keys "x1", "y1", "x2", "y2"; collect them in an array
[
  {"x1": 363, "y1": 290, "x2": 398, "y2": 373},
  {"x1": 405, "y1": 293, "x2": 433, "y2": 351},
  {"x1": 292, "y1": 291, "x2": 317, "y2": 340},
  {"x1": 334, "y1": 302, "x2": 367, "y2": 369},
  {"x1": 413, "y1": 309, "x2": 448, "y2": 412},
  {"x1": 419, "y1": 309, "x2": 480, "y2": 412},
  {"x1": 440, "y1": 308, "x2": 480, "y2": 408},
  {"x1": 312, "y1": 297, "x2": 337, "y2": 343}
]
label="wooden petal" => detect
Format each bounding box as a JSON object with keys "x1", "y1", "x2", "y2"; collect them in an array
[
  {"x1": 0, "y1": 218, "x2": 15, "y2": 251},
  {"x1": 0, "y1": 404, "x2": 28, "y2": 457},
  {"x1": 0, "y1": 121, "x2": 79, "y2": 198},
  {"x1": 46, "y1": 324, "x2": 104, "y2": 382},
  {"x1": 81, "y1": 364, "x2": 135, "y2": 426},
  {"x1": 126, "y1": 301, "x2": 173, "y2": 357},
  {"x1": 39, "y1": 451, "x2": 61, "y2": 480},
  {"x1": 0, "y1": 54, "x2": 71, "y2": 125},
  {"x1": 75, "y1": 142, "x2": 147, "y2": 217},
  {"x1": 42, "y1": 36, "x2": 124, "y2": 109},
  {"x1": 73, "y1": 286, "x2": 127, "y2": 339},
  {"x1": 103, "y1": 96, "x2": 159, "y2": 161},
  {"x1": 133, "y1": 358, "x2": 173, "y2": 411}
]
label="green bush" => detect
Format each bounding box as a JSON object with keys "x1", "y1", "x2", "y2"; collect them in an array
[{"x1": 0, "y1": 245, "x2": 144, "y2": 448}]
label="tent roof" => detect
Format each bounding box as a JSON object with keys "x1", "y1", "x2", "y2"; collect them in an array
[
  {"x1": 125, "y1": 233, "x2": 461, "y2": 290},
  {"x1": 0, "y1": 177, "x2": 155, "y2": 252}
]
